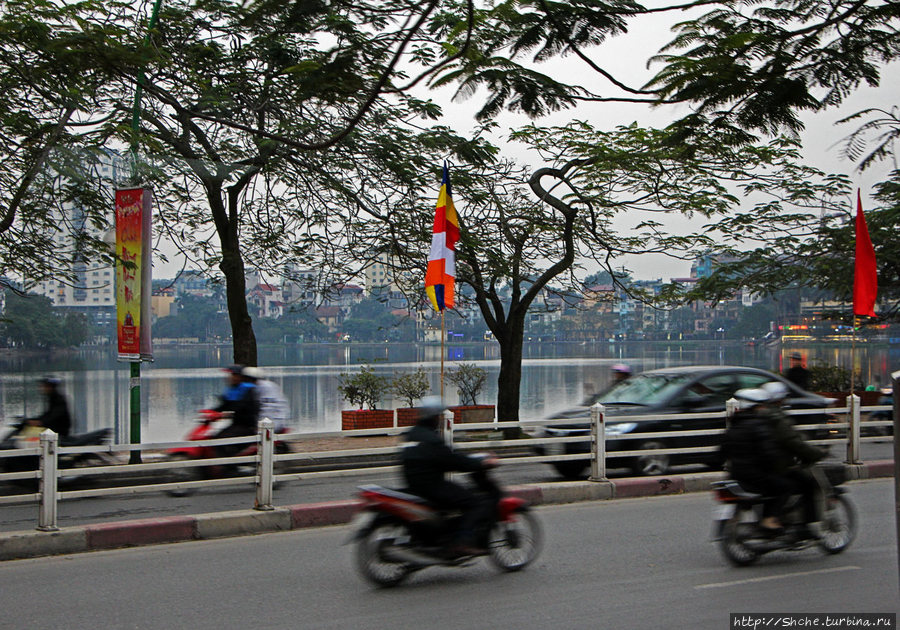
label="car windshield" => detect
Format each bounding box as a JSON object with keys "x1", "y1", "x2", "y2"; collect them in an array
[{"x1": 592, "y1": 373, "x2": 695, "y2": 406}]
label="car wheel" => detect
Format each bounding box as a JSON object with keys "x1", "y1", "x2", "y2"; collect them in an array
[
  {"x1": 551, "y1": 461, "x2": 588, "y2": 479},
  {"x1": 631, "y1": 441, "x2": 669, "y2": 476}
]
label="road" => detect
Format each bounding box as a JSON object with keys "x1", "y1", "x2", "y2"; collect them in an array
[
  {"x1": 0, "y1": 441, "x2": 893, "y2": 533},
  {"x1": 0, "y1": 479, "x2": 896, "y2": 630}
]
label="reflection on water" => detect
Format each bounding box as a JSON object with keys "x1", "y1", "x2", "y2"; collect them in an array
[{"x1": 0, "y1": 342, "x2": 897, "y2": 443}]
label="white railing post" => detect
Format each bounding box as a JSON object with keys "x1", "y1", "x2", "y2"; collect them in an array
[
  {"x1": 589, "y1": 403, "x2": 606, "y2": 482},
  {"x1": 255, "y1": 419, "x2": 275, "y2": 511},
  {"x1": 38, "y1": 429, "x2": 59, "y2": 531},
  {"x1": 726, "y1": 398, "x2": 738, "y2": 428},
  {"x1": 846, "y1": 394, "x2": 861, "y2": 465},
  {"x1": 443, "y1": 409, "x2": 454, "y2": 447}
]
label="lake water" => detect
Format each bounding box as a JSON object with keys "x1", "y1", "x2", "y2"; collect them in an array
[{"x1": 1, "y1": 341, "x2": 897, "y2": 443}]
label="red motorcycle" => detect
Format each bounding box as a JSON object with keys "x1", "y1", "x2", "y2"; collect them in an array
[
  {"x1": 349, "y1": 459, "x2": 543, "y2": 587},
  {"x1": 166, "y1": 410, "x2": 289, "y2": 497}
]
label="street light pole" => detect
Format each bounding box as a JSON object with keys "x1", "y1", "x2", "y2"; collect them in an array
[{"x1": 123, "y1": 0, "x2": 164, "y2": 464}]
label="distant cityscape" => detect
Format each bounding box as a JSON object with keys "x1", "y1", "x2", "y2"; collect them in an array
[{"x1": 10, "y1": 249, "x2": 891, "y2": 347}]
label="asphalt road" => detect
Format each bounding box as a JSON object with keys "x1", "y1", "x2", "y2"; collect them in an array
[
  {"x1": 0, "y1": 441, "x2": 894, "y2": 533},
  {"x1": 0, "y1": 478, "x2": 896, "y2": 630}
]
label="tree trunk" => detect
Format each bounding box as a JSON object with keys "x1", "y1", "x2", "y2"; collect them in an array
[
  {"x1": 208, "y1": 179, "x2": 258, "y2": 367},
  {"x1": 495, "y1": 306, "x2": 525, "y2": 435},
  {"x1": 220, "y1": 241, "x2": 257, "y2": 366}
]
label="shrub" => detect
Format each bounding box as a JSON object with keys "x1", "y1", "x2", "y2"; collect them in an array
[
  {"x1": 805, "y1": 364, "x2": 865, "y2": 392},
  {"x1": 392, "y1": 367, "x2": 431, "y2": 408},
  {"x1": 337, "y1": 365, "x2": 391, "y2": 410},
  {"x1": 446, "y1": 363, "x2": 487, "y2": 406}
]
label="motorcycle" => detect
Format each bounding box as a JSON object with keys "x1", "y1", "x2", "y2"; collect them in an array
[
  {"x1": 166, "y1": 410, "x2": 289, "y2": 497},
  {"x1": 0, "y1": 425, "x2": 113, "y2": 488},
  {"x1": 349, "y1": 461, "x2": 543, "y2": 587},
  {"x1": 711, "y1": 462, "x2": 857, "y2": 566}
]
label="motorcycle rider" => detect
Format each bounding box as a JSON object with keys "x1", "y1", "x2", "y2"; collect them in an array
[
  {"x1": 721, "y1": 387, "x2": 786, "y2": 535},
  {"x1": 760, "y1": 380, "x2": 825, "y2": 538},
  {"x1": 241, "y1": 367, "x2": 290, "y2": 432},
  {"x1": 20, "y1": 376, "x2": 72, "y2": 438},
  {"x1": 212, "y1": 365, "x2": 260, "y2": 457},
  {"x1": 399, "y1": 396, "x2": 497, "y2": 557}
]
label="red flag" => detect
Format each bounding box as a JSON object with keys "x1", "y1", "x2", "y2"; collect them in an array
[{"x1": 853, "y1": 189, "x2": 877, "y2": 318}]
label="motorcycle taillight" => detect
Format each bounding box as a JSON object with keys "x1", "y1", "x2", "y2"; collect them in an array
[{"x1": 715, "y1": 487, "x2": 740, "y2": 503}]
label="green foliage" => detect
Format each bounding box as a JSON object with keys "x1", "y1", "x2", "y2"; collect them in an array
[
  {"x1": 337, "y1": 365, "x2": 391, "y2": 410},
  {"x1": 446, "y1": 363, "x2": 487, "y2": 406},
  {"x1": 646, "y1": 0, "x2": 900, "y2": 137},
  {"x1": 392, "y1": 367, "x2": 431, "y2": 408},
  {"x1": 686, "y1": 171, "x2": 900, "y2": 321},
  {"x1": 804, "y1": 364, "x2": 866, "y2": 393},
  {"x1": 153, "y1": 296, "x2": 230, "y2": 341},
  {"x1": 1, "y1": 291, "x2": 87, "y2": 348}
]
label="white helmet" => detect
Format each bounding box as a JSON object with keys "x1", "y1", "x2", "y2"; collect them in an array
[
  {"x1": 241, "y1": 366, "x2": 263, "y2": 380},
  {"x1": 761, "y1": 381, "x2": 790, "y2": 401},
  {"x1": 733, "y1": 387, "x2": 771, "y2": 410}
]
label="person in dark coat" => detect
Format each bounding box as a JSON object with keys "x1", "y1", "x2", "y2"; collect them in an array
[
  {"x1": 784, "y1": 353, "x2": 811, "y2": 391},
  {"x1": 400, "y1": 396, "x2": 496, "y2": 556},
  {"x1": 760, "y1": 381, "x2": 825, "y2": 533},
  {"x1": 23, "y1": 377, "x2": 72, "y2": 437},
  {"x1": 721, "y1": 387, "x2": 786, "y2": 534}
]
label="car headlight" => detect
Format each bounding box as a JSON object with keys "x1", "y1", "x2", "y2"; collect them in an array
[{"x1": 605, "y1": 422, "x2": 637, "y2": 436}]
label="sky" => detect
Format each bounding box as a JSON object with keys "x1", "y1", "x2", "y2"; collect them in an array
[{"x1": 150, "y1": 6, "x2": 900, "y2": 285}]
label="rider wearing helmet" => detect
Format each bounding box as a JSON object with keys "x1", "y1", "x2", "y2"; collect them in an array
[
  {"x1": 721, "y1": 387, "x2": 785, "y2": 534},
  {"x1": 760, "y1": 380, "x2": 824, "y2": 536},
  {"x1": 399, "y1": 396, "x2": 495, "y2": 557},
  {"x1": 211, "y1": 365, "x2": 260, "y2": 457}
]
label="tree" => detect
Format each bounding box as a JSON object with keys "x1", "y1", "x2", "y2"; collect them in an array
[
  {"x1": 343, "y1": 121, "x2": 837, "y2": 422},
  {"x1": 1, "y1": 291, "x2": 87, "y2": 348},
  {"x1": 645, "y1": 1, "x2": 900, "y2": 140},
  {"x1": 685, "y1": 173, "x2": 900, "y2": 321},
  {"x1": 341, "y1": 298, "x2": 400, "y2": 343},
  {"x1": 0, "y1": 1, "x2": 131, "y2": 288}
]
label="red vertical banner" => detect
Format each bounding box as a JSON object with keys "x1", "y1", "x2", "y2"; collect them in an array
[
  {"x1": 115, "y1": 188, "x2": 153, "y2": 361},
  {"x1": 853, "y1": 189, "x2": 877, "y2": 318}
]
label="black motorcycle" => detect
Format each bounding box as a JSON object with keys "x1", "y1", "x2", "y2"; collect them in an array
[
  {"x1": 1, "y1": 426, "x2": 113, "y2": 480},
  {"x1": 711, "y1": 462, "x2": 857, "y2": 566}
]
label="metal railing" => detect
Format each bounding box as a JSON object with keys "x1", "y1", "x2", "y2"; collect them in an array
[{"x1": 0, "y1": 395, "x2": 893, "y2": 531}]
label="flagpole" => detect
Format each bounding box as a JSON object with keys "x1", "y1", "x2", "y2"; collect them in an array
[{"x1": 440, "y1": 309, "x2": 445, "y2": 399}]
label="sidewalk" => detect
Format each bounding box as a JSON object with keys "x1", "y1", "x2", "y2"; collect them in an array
[{"x1": 0, "y1": 459, "x2": 892, "y2": 562}]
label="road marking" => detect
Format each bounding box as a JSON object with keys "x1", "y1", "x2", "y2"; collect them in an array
[{"x1": 695, "y1": 566, "x2": 861, "y2": 590}]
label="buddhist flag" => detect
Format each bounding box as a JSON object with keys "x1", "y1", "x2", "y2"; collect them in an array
[
  {"x1": 425, "y1": 163, "x2": 459, "y2": 311},
  {"x1": 853, "y1": 189, "x2": 877, "y2": 318}
]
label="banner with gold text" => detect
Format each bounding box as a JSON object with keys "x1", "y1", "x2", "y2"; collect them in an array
[{"x1": 115, "y1": 188, "x2": 153, "y2": 361}]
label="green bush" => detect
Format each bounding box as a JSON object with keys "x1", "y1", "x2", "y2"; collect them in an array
[
  {"x1": 337, "y1": 365, "x2": 391, "y2": 410},
  {"x1": 804, "y1": 363, "x2": 866, "y2": 392}
]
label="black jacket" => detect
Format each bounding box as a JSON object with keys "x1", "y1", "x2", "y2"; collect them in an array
[
  {"x1": 33, "y1": 391, "x2": 72, "y2": 437},
  {"x1": 721, "y1": 409, "x2": 780, "y2": 484},
  {"x1": 400, "y1": 424, "x2": 486, "y2": 495}
]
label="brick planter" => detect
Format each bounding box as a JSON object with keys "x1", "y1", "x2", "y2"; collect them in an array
[
  {"x1": 396, "y1": 407, "x2": 419, "y2": 427},
  {"x1": 816, "y1": 391, "x2": 882, "y2": 407},
  {"x1": 341, "y1": 409, "x2": 394, "y2": 431},
  {"x1": 448, "y1": 405, "x2": 495, "y2": 424}
]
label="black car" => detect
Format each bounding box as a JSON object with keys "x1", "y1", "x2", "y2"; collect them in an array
[{"x1": 530, "y1": 365, "x2": 836, "y2": 478}]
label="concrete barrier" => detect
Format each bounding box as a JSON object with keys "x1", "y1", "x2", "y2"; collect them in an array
[{"x1": 0, "y1": 460, "x2": 892, "y2": 563}]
